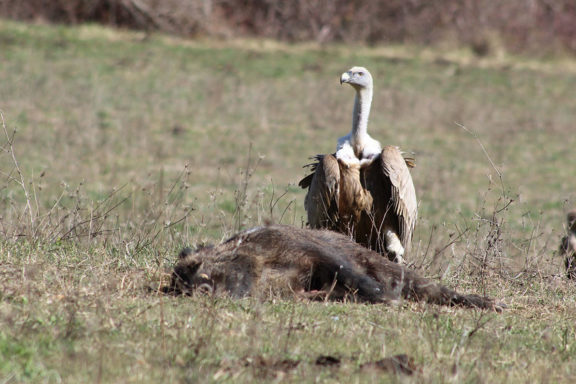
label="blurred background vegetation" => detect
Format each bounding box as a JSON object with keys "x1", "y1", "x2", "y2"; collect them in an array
[{"x1": 2, "y1": 0, "x2": 576, "y2": 57}]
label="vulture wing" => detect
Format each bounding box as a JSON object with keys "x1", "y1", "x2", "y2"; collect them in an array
[
  {"x1": 360, "y1": 146, "x2": 417, "y2": 253},
  {"x1": 299, "y1": 154, "x2": 340, "y2": 229}
]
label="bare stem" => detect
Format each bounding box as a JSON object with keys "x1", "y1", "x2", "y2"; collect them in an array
[
  {"x1": 1, "y1": 111, "x2": 35, "y2": 235},
  {"x1": 456, "y1": 122, "x2": 505, "y2": 195}
]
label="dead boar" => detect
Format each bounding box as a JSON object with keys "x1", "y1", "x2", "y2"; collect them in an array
[{"x1": 164, "y1": 224, "x2": 502, "y2": 311}]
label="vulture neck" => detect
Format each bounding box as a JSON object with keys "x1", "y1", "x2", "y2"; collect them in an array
[{"x1": 351, "y1": 86, "x2": 373, "y2": 150}]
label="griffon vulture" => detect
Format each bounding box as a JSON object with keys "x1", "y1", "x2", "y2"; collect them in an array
[
  {"x1": 560, "y1": 210, "x2": 576, "y2": 279},
  {"x1": 299, "y1": 67, "x2": 417, "y2": 263}
]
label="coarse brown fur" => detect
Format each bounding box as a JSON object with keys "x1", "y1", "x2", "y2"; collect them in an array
[
  {"x1": 560, "y1": 210, "x2": 576, "y2": 279},
  {"x1": 164, "y1": 225, "x2": 502, "y2": 311}
]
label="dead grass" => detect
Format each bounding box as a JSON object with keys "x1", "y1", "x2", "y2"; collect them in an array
[{"x1": 1, "y1": 20, "x2": 576, "y2": 382}]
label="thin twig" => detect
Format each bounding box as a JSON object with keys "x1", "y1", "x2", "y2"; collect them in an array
[
  {"x1": 1, "y1": 111, "x2": 35, "y2": 235},
  {"x1": 456, "y1": 122, "x2": 505, "y2": 194}
]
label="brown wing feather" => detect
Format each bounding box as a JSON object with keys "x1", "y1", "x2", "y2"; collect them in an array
[
  {"x1": 300, "y1": 154, "x2": 340, "y2": 229},
  {"x1": 360, "y1": 146, "x2": 417, "y2": 253},
  {"x1": 298, "y1": 155, "x2": 324, "y2": 189},
  {"x1": 380, "y1": 146, "x2": 418, "y2": 250}
]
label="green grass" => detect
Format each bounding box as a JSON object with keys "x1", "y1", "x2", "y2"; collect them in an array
[{"x1": 1, "y1": 19, "x2": 576, "y2": 382}]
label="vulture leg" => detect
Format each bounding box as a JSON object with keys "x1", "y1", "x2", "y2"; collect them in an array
[
  {"x1": 385, "y1": 230, "x2": 406, "y2": 264},
  {"x1": 302, "y1": 155, "x2": 340, "y2": 230}
]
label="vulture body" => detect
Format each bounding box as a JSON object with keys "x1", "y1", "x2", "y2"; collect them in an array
[
  {"x1": 560, "y1": 210, "x2": 576, "y2": 279},
  {"x1": 299, "y1": 67, "x2": 417, "y2": 263}
]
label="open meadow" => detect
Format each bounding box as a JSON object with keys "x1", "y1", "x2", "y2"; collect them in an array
[{"x1": 1, "y1": 20, "x2": 576, "y2": 382}]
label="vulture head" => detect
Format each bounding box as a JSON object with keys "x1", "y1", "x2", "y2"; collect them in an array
[{"x1": 340, "y1": 66, "x2": 373, "y2": 90}]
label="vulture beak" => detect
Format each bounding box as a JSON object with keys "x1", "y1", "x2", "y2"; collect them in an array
[{"x1": 340, "y1": 71, "x2": 351, "y2": 85}]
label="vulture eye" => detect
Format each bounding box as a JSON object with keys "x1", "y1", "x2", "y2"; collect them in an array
[{"x1": 358, "y1": 72, "x2": 364, "y2": 76}]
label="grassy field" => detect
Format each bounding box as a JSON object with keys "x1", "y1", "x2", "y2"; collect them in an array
[{"x1": 1, "y1": 20, "x2": 576, "y2": 382}]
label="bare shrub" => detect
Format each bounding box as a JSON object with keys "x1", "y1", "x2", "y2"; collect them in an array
[
  {"x1": 0, "y1": 0, "x2": 209, "y2": 36},
  {"x1": 1, "y1": 1, "x2": 576, "y2": 54},
  {"x1": 0, "y1": 111, "x2": 194, "y2": 252}
]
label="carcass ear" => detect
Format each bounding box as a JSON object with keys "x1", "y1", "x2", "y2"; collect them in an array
[{"x1": 178, "y1": 247, "x2": 194, "y2": 259}]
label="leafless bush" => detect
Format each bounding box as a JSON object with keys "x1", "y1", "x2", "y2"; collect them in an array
[
  {"x1": 2, "y1": 0, "x2": 575, "y2": 55},
  {"x1": 0, "y1": 0, "x2": 210, "y2": 36}
]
